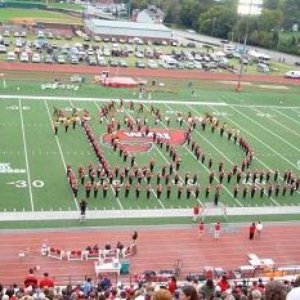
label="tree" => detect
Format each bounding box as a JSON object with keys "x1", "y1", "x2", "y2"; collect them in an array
[
  {"x1": 180, "y1": 0, "x2": 201, "y2": 28},
  {"x1": 198, "y1": 5, "x2": 237, "y2": 38},
  {"x1": 257, "y1": 9, "x2": 283, "y2": 31},
  {"x1": 283, "y1": 0, "x2": 300, "y2": 28}
]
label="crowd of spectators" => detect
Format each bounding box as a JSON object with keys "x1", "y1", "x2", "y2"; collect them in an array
[{"x1": 1, "y1": 269, "x2": 300, "y2": 300}]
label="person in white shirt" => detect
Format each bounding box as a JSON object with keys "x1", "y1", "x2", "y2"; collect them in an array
[{"x1": 256, "y1": 221, "x2": 263, "y2": 238}]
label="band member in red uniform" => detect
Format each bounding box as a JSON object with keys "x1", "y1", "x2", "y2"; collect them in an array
[
  {"x1": 85, "y1": 181, "x2": 92, "y2": 199},
  {"x1": 125, "y1": 182, "x2": 131, "y2": 198},
  {"x1": 146, "y1": 184, "x2": 152, "y2": 199},
  {"x1": 157, "y1": 184, "x2": 163, "y2": 199},
  {"x1": 103, "y1": 182, "x2": 108, "y2": 198},
  {"x1": 135, "y1": 183, "x2": 141, "y2": 199},
  {"x1": 93, "y1": 181, "x2": 100, "y2": 198}
]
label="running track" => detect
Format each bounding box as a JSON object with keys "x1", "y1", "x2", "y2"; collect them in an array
[
  {"x1": 1, "y1": 62, "x2": 300, "y2": 85},
  {"x1": 0, "y1": 224, "x2": 299, "y2": 286}
]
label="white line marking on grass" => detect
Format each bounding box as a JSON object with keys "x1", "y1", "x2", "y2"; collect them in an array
[
  {"x1": 272, "y1": 108, "x2": 300, "y2": 126},
  {"x1": 18, "y1": 99, "x2": 34, "y2": 211},
  {"x1": 44, "y1": 100, "x2": 79, "y2": 210},
  {"x1": 231, "y1": 106, "x2": 300, "y2": 154},
  {"x1": 211, "y1": 106, "x2": 299, "y2": 170},
  {"x1": 252, "y1": 107, "x2": 300, "y2": 138},
  {"x1": 188, "y1": 105, "x2": 280, "y2": 205}
]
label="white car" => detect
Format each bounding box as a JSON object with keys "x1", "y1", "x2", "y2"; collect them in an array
[
  {"x1": 135, "y1": 51, "x2": 144, "y2": 58},
  {"x1": 0, "y1": 44, "x2": 6, "y2": 53},
  {"x1": 148, "y1": 60, "x2": 158, "y2": 69},
  {"x1": 7, "y1": 51, "x2": 16, "y2": 61},
  {"x1": 57, "y1": 54, "x2": 66, "y2": 64},
  {"x1": 284, "y1": 70, "x2": 300, "y2": 79},
  {"x1": 32, "y1": 53, "x2": 41, "y2": 63},
  {"x1": 20, "y1": 52, "x2": 29, "y2": 62}
]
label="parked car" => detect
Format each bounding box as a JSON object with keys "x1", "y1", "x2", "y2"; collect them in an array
[
  {"x1": 0, "y1": 44, "x2": 6, "y2": 53},
  {"x1": 284, "y1": 70, "x2": 300, "y2": 79},
  {"x1": 148, "y1": 59, "x2": 158, "y2": 69},
  {"x1": 88, "y1": 56, "x2": 97, "y2": 65},
  {"x1": 98, "y1": 56, "x2": 107, "y2": 66},
  {"x1": 7, "y1": 51, "x2": 16, "y2": 61},
  {"x1": 135, "y1": 60, "x2": 145, "y2": 68},
  {"x1": 109, "y1": 59, "x2": 118, "y2": 67},
  {"x1": 44, "y1": 55, "x2": 54, "y2": 64},
  {"x1": 71, "y1": 55, "x2": 79, "y2": 64},
  {"x1": 57, "y1": 54, "x2": 66, "y2": 64},
  {"x1": 32, "y1": 53, "x2": 41, "y2": 63},
  {"x1": 119, "y1": 60, "x2": 128, "y2": 67},
  {"x1": 20, "y1": 52, "x2": 29, "y2": 62}
]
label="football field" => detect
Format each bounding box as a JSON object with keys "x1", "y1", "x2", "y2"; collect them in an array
[{"x1": 0, "y1": 94, "x2": 299, "y2": 216}]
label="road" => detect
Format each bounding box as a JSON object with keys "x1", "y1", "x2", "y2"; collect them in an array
[{"x1": 173, "y1": 29, "x2": 300, "y2": 67}]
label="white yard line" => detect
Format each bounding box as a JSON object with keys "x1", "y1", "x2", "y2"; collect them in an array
[
  {"x1": 18, "y1": 99, "x2": 34, "y2": 211},
  {"x1": 44, "y1": 100, "x2": 79, "y2": 210},
  {"x1": 209, "y1": 106, "x2": 299, "y2": 170},
  {"x1": 2, "y1": 94, "x2": 300, "y2": 109},
  {"x1": 231, "y1": 106, "x2": 300, "y2": 154},
  {"x1": 251, "y1": 107, "x2": 300, "y2": 138},
  {"x1": 271, "y1": 108, "x2": 300, "y2": 127}
]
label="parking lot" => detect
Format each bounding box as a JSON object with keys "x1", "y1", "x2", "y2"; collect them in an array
[{"x1": 0, "y1": 28, "x2": 293, "y2": 75}]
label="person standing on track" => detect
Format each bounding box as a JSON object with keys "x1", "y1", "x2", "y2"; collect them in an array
[
  {"x1": 198, "y1": 221, "x2": 204, "y2": 239},
  {"x1": 256, "y1": 221, "x2": 263, "y2": 239},
  {"x1": 214, "y1": 222, "x2": 221, "y2": 240},
  {"x1": 249, "y1": 222, "x2": 256, "y2": 240}
]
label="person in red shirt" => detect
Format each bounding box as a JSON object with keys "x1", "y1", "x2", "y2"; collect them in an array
[
  {"x1": 249, "y1": 222, "x2": 256, "y2": 240},
  {"x1": 39, "y1": 272, "x2": 54, "y2": 288},
  {"x1": 24, "y1": 268, "x2": 38, "y2": 288},
  {"x1": 198, "y1": 221, "x2": 204, "y2": 239},
  {"x1": 218, "y1": 275, "x2": 230, "y2": 293},
  {"x1": 168, "y1": 276, "x2": 177, "y2": 295}
]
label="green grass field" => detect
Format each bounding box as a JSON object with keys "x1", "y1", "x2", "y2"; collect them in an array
[
  {"x1": 0, "y1": 75, "x2": 299, "y2": 217},
  {"x1": 0, "y1": 8, "x2": 81, "y2": 23}
]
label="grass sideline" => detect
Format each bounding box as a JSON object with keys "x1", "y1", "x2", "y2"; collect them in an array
[{"x1": 1, "y1": 214, "x2": 300, "y2": 230}]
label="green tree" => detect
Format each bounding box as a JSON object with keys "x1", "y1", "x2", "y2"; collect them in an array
[
  {"x1": 198, "y1": 5, "x2": 237, "y2": 38},
  {"x1": 180, "y1": 0, "x2": 201, "y2": 28},
  {"x1": 257, "y1": 9, "x2": 283, "y2": 31},
  {"x1": 283, "y1": 0, "x2": 300, "y2": 28}
]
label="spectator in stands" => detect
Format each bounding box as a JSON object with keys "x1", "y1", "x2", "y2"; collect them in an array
[
  {"x1": 82, "y1": 278, "x2": 93, "y2": 297},
  {"x1": 179, "y1": 285, "x2": 198, "y2": 300},
  {"x1": 251, "y1": 290, "x2": 262, "y2": 300},
  {"x1": 24, "y1": 268, "x2": 38, "y2": 288},
  {"x1": 39, "y1": 272, "x2": 54, "y2": 288},
  {"x1": 218, "y1": 275, "x2": 230, "y2": 293},
  {"x1": 287, "y1": 286, "x2": 300, "y2": 300},
  {"x1": 199, "y1": 279, "x2": 215, "y2": 300},
  {"x1": 167, "y1": 276, "x2": 177, "y2": 295},
  {"x1": 153, "y1": 288, "x2": 172, "y2": 300},
  {"x1": 264, "y1": 281, "x2": 287, "y2": 300}
]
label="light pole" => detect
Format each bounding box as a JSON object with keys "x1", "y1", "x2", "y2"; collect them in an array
[{"x1": 235, "y1": 0, "x2": 262, "y2": 92}]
